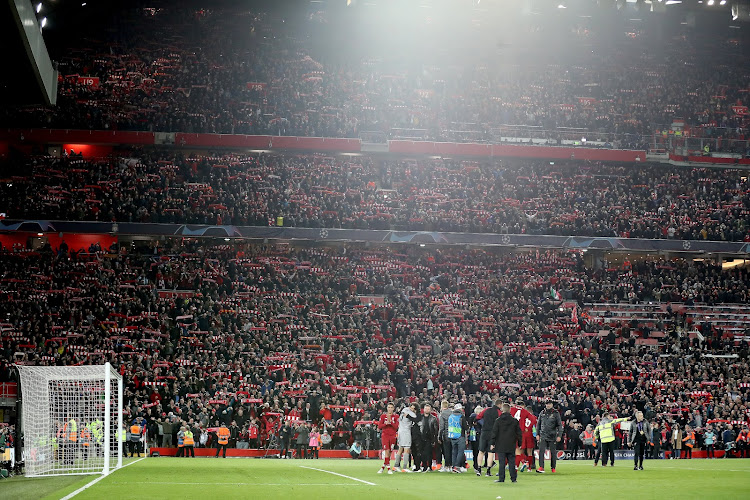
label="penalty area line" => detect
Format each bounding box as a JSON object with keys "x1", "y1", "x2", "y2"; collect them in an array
[
  {"x1": 299, "y1": 465, "x2": 377, "y2": 486},
  {"x1": 59, "y1": 457, "x2": 147, "y2": 500}
]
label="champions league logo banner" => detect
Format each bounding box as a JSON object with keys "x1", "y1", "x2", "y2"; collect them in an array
[{"x1": 540, "y1": 450, "x2": 666, "y2": 460}]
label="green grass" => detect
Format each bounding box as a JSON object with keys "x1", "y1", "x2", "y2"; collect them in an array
[{"x1": 5, "y1": 457, "x2": 750, "y2": 500}]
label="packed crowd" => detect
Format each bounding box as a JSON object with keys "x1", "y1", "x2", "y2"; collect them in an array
[
  {"x1": 1, "y1": 7, "x2": 749, "y2": 150},
  {"x1": 2, "y1": 153, "x2": 749, "y2": 242},
  {"x1": 0, "y1": 239, "x2": 748, "y2": 459}
]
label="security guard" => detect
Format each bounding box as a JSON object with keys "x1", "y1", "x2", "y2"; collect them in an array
[
  {"x1": 64, "y1": 417, "x2": 78, "y2": 465},
  {"x1": 216, "y1": 423, "x2": 230, "y2": 458},
  {"x1": 594, "y1": 412, "x2": 628, "y2": 467},
  {"x1": 183, "y1": 427, "x2": 196, "y2": 458},
  {"x1": 121, "y1": 423, "x2": 129, "y2": 457},
  {"x1": 80, "y1": 424, "x2": 92, "y2": 461},
  {"x1": 90, "y1": 419, "x2": 103, "y2": 451},
  {"x1": 129, "y1": 421, "x2": 142, "y2": 457}
]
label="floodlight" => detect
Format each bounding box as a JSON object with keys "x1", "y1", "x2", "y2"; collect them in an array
[
  {"x1": 707, "y1": 0, "x2": 714, "y2": 5},
  {"x1": 40, "y1": 16, "x2": 47, "y2": 28},
  {"x1": 36, "y1": 3, "x2": 42, "y2": 14}
]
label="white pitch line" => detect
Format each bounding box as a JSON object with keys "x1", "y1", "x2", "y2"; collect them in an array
[
  {"x1": 660, "y1": 466, "x2": 746, "y2": 472},
  {"x1": 299, "y1": 465, "x2": 377, "y2": 486},
  {"x1": 550, "y1": 461, "x2": 747, "y2": 473},
  {"x1": 60, "y1": 457, "x2": 146, "y2": 500},
  {"x1": 110, "y1": 482, "x2": 364, "y2": 486}
]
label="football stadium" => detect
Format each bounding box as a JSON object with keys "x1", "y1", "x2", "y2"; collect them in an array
[{"x1": 0, "y1": 1, "x2": 749, "y2": 499}]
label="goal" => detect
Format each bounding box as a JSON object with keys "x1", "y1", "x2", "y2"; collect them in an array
[{"x1": 16, "y1": 363, "x2": 123, "y2": 477}]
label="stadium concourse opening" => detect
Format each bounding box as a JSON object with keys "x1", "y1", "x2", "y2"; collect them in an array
[{"x1": 0, "y1": 0, "x2": 749, "y2": 499}]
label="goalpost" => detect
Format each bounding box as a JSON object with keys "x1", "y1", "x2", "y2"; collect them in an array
[{"x1": 16, "y1": 363, "x2": 123, "y2": 477}]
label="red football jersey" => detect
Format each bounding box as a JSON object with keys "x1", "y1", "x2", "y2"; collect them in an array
[
  {"x1": 378, "y1": 412, "x2": 398, "y2": 436},
  {"x1": 511, "y1": 406, "x2": 537, "y2": 434}
]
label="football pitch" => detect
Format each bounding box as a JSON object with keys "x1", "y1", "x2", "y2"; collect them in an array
[{"x1": 4, "y1": 457, "x2": 749, "y2": 500}]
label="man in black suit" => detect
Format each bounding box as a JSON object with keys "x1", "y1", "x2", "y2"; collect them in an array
[{"x1": 489, "y1": 403, "x2": 522, "y2": 483}]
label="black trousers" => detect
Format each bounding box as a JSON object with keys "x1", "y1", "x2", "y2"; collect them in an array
[
  {"x1": 706, "y1": 444, "x2": 715, "y2": 458},
  {"x1": 633, "y1": 441, "x2": 646, "y2": 467},
  {"x1": 216, "y1": 443, "x2": 228, "y2": 457},
  {"x1": 128, "y1": 441, "x2": 141, "y2": 457},
  {"x1": 570, "y1": 442, "x2": 580, "y2": 460},
  {"x1": 601, "y1": 441, "x2": 615, "y2": 466},
  {"x1": 538, "y1": 439, "x2": 557, "y2": 470},
  {"x1": 185, "y1": 445, "x2": 195, "y2": 457},
  {"x1": 297, "y1": 444, "x2": 308, "y2": 458},
  {"x1": 584, "y1": 444, "x2": 595, "y2": 460},
  {"x1": 280, "y1": 439, "x2": 291, "y2": 457},
  {"x1": 436, "y1": 439, "x2": 445, "y2": 466},
  {"x1": 420, "y1": 442, "x2": 434, "y2": 471},
  {"x1": 470, "y1": 439, "x2": 479, "y2": 468},
  {"x1": 176, "y1": 446, "x2": 184, "y2": 457},
  {"x1": 410, "y1": 439, "x2": 421, "y2": 468},
  {"x1": 682, "y1": 447, "x2": 692, "y2": 459},
  {"x1": 442, "y1": 440, "x2": 453, "y2": 467},
  {"x1": 496, "y1": 451, "x2": 517, "y2": 482},
  {"x1": 651, "y1": 441, "x2": 661, "y2": 459}
]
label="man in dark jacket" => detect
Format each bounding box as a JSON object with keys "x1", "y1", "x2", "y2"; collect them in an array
[
  {"x1": 536, "y1": 400, "x2": 562, "y2": 473},
  {"x1": 409, "y1": 403, "x2": 423, "y2": 471},
  {"x1": 567, "y1": 422, "x2": 582, "y2": 459},
  {"x1": 628, "y1": 411, "x2": 652, "y2": 470},
  {"x1": 476, "y1": 399, "x2": 503, "y2": 477},
  {"x1": 279, "y1": 421, "x2": 293, "y2": 459},
  {"x1": 489, "y1": 403, "x2": 522, "y2": 483},
  {"x1": 419, "y1": 402, "x2": 439, "y2": 472},
  {"x1": 295, "y1": 423, "x2": 310, "y2": 459}
]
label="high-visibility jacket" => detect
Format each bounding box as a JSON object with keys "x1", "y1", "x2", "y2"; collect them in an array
[
  {"x1": 80, "y1": 428, "x2": 92, "y2": 447},
  {"x1": 90, "y1": 420, "x2": 103, "y2": 443},
  {"x1": 594, "y1": 418, "x2": 627, "y2": 444},
  {"x1": 177, "y1": 432, "x2": 184, "y2": 447},
  {"x1": 130, "y1": 425, "x2": 142, "y2": 442},
  {"x1": 184, "y1": 430, "x2": 195, "y2": 446},
  {"x1": 683, "y1": 431, "x2": 695, "y2": 448},
  {"x1": 66, "y1": 419, "x2": 78, "y2": 442},
  {"x1": 120, "y1": 429, "x2": 127, "y2": 442},
  {"x1": 581, "y1": 430, "x2": 595, "y2": 446},
  {"x1": 217, "y1": 426, "x2": 230, "y2": 445}
]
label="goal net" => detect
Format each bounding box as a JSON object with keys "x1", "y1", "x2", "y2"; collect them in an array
[{"x1": 16, "y1": 363, "x2": 123, "y2": 477}]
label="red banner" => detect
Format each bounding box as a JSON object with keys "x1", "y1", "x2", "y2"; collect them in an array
[
  {"x1": 732, "y1": 105, "x2": 748, "y2": 115},
  {"x1": 77, "y1": 76, "x2": 100, "y2": 89},
  {"x1": 578, "y1": 97, "x2": 597, "y2": 106},
  {"x1": 158, "y1": 290, "x2": 200, "y2": 299}
]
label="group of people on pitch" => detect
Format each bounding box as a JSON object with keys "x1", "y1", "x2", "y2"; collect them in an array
[{"x1": 376, "y1": 398, "x2": 663, "y2": 482}]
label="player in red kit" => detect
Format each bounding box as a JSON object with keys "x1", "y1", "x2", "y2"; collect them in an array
[
  {"x1": 511, "y1": 402, "x2": 538, "y2": 471},
  {"x1": 378, "y1": 402, "x2": 398, "y2": 474}
]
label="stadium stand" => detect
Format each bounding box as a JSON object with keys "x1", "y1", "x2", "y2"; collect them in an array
[
  {"x1": 1, "y1": 154, "x2": 748, "y2": 241},
  {"x1": 0, "y1": 6, "x2": 748, "y2": 155},
  {"x1": 0, "y1": 240, "x2": 747, "y2": 455},
  {"x1": 0, "y1": 4, "x2": 748, "y2": 467}
]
